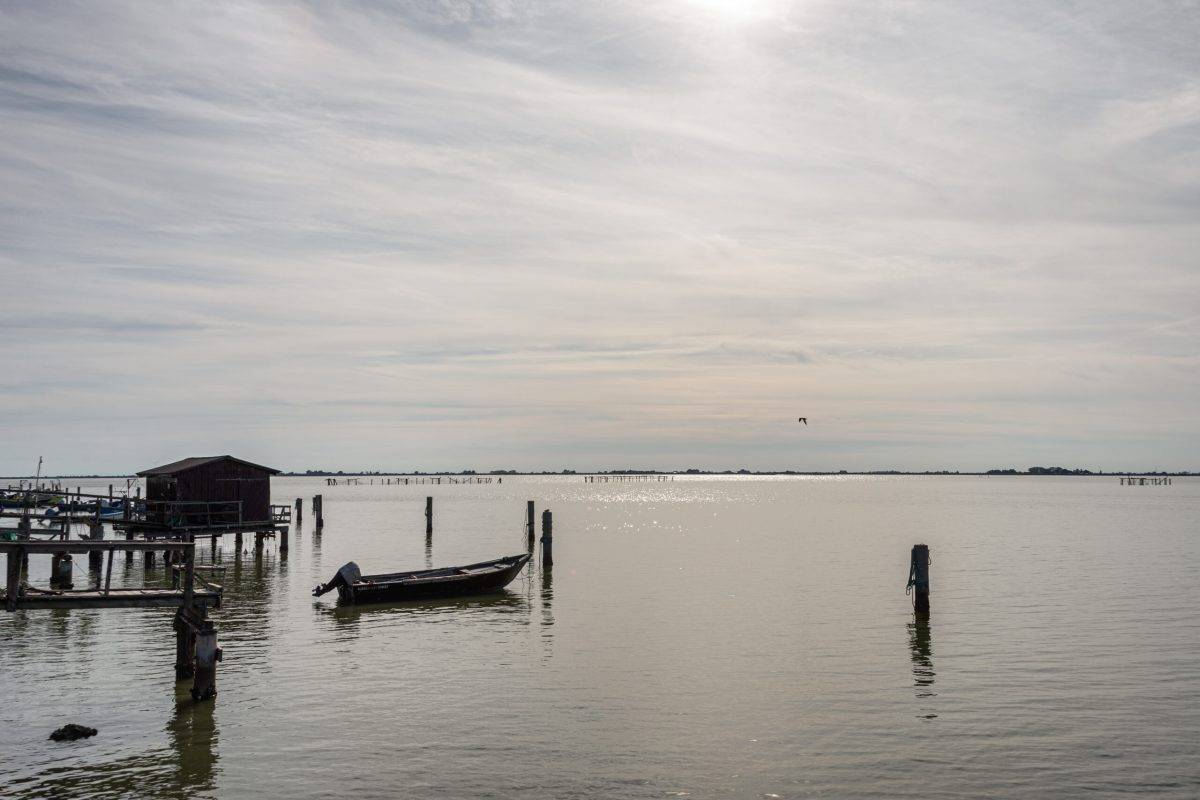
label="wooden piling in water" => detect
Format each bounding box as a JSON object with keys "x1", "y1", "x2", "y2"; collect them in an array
[
  {"x1": 909, "y1": 544, "x2": 930, "y2": 613},
  {"x1": 7, "y1": 550, "x2": 21, "y2": 611},
  {"x1": 313, "y1": 494, "x2": 323, "y2": 528},
  {"x1": 541, "y1": 510, "x2": 553, "y2": 567},
  {"x1": 50, "y1": 552, "x2": 73, "y2": 589},
  {"x1": 526, "y1": 501, "x2": 536, "y2": 551},
  {"x1": 191, "y1": 623, "x2": 219, "y2": 700},
  {"x1": 425, "y1": 497, "x2": 433, "y2": 536},
  {"x1": 295, "y1": 497, "x2": 302, "y2": 524},
  {"x1": 87, "y1": 521, "x2": 103, "y2": 570}
]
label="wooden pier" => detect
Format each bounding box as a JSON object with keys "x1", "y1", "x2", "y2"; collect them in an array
[
  {"x1": 1, "y1": 482, "x2": 238, "y2": 700},
  {"x1": 584, "y1": 474, "x2": 674, "y2": 482},
  {"x1": 324, "y1": 475, "x2": 497, "y2": 485},
  {"x1": 1119, "y1": 476, "x2": 1172, "y2": 486}
]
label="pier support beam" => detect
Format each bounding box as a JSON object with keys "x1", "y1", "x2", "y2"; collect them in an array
[
  {"x1": 909, "y1": 544, "x2": 930, "y2": 614},
  {"x1": 541, "y1": 510, "x2": 553, "y2": 568},
  {"x1": 87, "y1": 521, "x2": 104, "y2": 571},
  {"x1": 7, "y1": 549, "x2": 22, "y2": 611},
  {"x1": 174, "y1": 610, "x2": 196, "y2": 680}
]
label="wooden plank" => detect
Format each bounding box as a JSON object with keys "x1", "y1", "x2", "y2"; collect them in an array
[
  {"x1": 0, "y1": 588, "x2": 220, "y2": 610},
  {"x1": 0, "y1": 540, "x2": 193, "y2": 554}
]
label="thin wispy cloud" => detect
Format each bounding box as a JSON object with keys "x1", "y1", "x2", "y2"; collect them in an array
[{"x1": 1, "y1": 1, "x2": 1197, "y2": 473}]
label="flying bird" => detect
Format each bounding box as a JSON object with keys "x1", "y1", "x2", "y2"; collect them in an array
[{"x1": 798, "y1": 417, "x2": 807, "y2": 425}]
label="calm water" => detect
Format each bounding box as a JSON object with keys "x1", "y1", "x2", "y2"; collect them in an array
[{"x1": 2, "y1": 476, "x2": 1198, "y2": 798}]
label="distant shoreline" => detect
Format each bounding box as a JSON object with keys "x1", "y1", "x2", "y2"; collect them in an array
[{"x1": 4, "y1": 469, "x2": 1195, "y2": 479}]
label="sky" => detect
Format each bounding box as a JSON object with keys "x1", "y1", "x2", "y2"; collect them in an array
[{"x1": 1, "y1": 0, "x2": 1198, "y2": 475}]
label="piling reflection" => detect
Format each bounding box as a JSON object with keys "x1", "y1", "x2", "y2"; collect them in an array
[
  {"x1": 540, "y1": 564, "x2": 554, "y2": 628},
  {"x1": 907, "y1": 612, "x2": 937, "y2": 718},
  {"x1": 166, "y1": 686, "x2": 219, "y2": 793}
]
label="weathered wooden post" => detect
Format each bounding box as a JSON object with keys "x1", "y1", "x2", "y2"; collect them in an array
[
  {"x1": 191, "y1": 621, "x2": 219, "y2": 700},
  {"x1": 908, "y1": 544, "x2": 930, "y2": 613},
  {"x1": 526, "y1": 501, "x2": 536, "y2": 551},
  {"x1": 314, "y1": 494, "x2": 323, "y2": 528},
  {"x1": 174, "y1": 610, "x2": 195, "y2": 680},
  {"x1": 146, "y1": 548, "x2": 156, "y2": 569},
  {"x1": 254, "y1": 531, "x2": 264, "y2": 552},
  {"x1": 295, "y1": 497, "x2": 302, "y2": 524},
  {"x1": 541, "y1": 510, "x2": 553, "y2": 567},
  {"x1": 88, "y1": 520, "x2": 103, "y2": 571},
  {"x1": 425, "y1": 496, "x2": 433, "y2": 536},
  {"x1": 50, "y1": 552, "x2": 73, "y2": 589},
  {"x1": 6, "y1": 548, "x2": 21, "y2": 611}
]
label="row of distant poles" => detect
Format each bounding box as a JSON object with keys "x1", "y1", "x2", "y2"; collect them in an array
[{"x1": 298, "y1": 494, "x2": 554, "y2": 566}]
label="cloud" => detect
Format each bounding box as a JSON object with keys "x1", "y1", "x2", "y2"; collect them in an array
[{"x1": 0, "y1": 0, "x2": 1197, "y2": 473}]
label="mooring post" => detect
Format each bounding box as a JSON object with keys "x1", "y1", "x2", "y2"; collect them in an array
[
  {"x1": 909, "y1": 544, "x2": 930, "y2": 613},
  {"x1": 314, "y1": 494, "x2": 323, "y2": 528},
  {"x1": 425, "y1": 496, "x2": 433, "y2": 536},
  {"x1": 526, "y1": 501, "x2": 536, "y2": 551},
  {"x1": 88, "y1": 520, "x2": 104, "y2": 571},
  {"x1": 295, "y1": 497, "x2": 302, "y2": 524},
  {"x1": 7, "y1": 548, "x2": 22, "y2": 611},
  {"x1": 541, "y1": 510, "x2": 553, "y2": 567},
  {"x1": 124, "y1": 530, "x2": 133, "y2": 563},
  {"x1": 50, "y1": 552, "x2": 73, "y2": 589},
  {"x1": 192, "y1": 621, "x2": 219, "y2": 700},
  {"x1": 174, "y1": 610, "x2": 196, "y2": 680}
]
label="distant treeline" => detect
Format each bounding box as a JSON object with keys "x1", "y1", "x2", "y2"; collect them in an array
[
  {"x1": 6, "y1": 467, "x2": 1195, "y2": 479},
  {"x1": 275, "y1": 467, "x2": 1197, "y2": 477}
]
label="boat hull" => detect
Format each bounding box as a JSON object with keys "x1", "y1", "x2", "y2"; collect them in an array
[{"x1": 320, "y1": 553, "x2": 532, "y2": 605}]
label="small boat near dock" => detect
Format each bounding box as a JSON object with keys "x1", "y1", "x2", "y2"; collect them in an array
[{"x1": 313, "y1": 553, "x2": 531, "y2": 604}]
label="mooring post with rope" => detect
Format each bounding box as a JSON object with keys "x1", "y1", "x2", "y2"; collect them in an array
[
  {"x1": 526, "y1": 501, "x2": 536, "y2": 552},
  {"x1": 907, "y1": 544, "x2": 930, "y2": 613}
]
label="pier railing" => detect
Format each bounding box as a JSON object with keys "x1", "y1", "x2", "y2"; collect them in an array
[{"x1": 143, "y1": 500, "x2": 243, "y2": 531}]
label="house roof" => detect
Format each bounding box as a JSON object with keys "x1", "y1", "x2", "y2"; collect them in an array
[{"x1": 137, "y1": 455, "x2": 281, "y2": 477}]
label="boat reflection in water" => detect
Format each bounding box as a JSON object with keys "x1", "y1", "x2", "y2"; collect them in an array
[
  {"x1": 908, "y1": 612, "x2": 937, "y2": 719},
  {"x1": 321, "y1": 589, "x2": 532, "y2": 631}
]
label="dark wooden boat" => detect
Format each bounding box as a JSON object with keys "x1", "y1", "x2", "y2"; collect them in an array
[{"x1": 312, "y1": 553, "x2": 531, "y2": 604}]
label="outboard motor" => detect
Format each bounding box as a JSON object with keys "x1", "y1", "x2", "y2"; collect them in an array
[{"x1": 312, "y1": 562, "x2": 361, "y2": 597}]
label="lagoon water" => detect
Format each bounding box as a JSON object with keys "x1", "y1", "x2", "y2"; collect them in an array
[{"x1": 2, "y1": 475, "x2": 1198, "y2": 798}]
